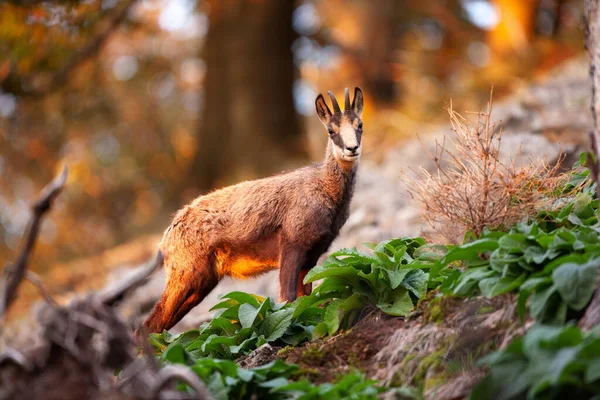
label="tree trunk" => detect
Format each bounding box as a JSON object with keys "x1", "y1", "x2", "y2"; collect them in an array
[
  {"x1": 185, "y1": 0, "x2": 305, "y2": 196},
  {"x1": 580, "y1": 0, "x2": 600, "y2": 330}
]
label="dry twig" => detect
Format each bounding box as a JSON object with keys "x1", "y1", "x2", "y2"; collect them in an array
[{"x1": 0, "y1": 166, "x2": 68, "y2": 324}]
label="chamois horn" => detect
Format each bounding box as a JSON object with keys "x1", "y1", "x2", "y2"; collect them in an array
[
  {"x1": 328, "y1": 90, "x2": 341, "y2": 115},
  {"x1": 344, "y1": 87, "x2": 351, "y2": 113}
]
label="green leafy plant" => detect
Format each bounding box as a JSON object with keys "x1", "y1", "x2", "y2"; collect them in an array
[
  {"x1": 151, "y1": 237, "x2": 446, "y2": 360},
  {"x1": 150, "y1": 291, "x2": 318, "y2": 360},
  {"x1": 301, "y1": 237, "x2": 449, "y2": 336},
  {"x1": 442, "y1": 223, "x2": 600, "y2": 324},
  {"x1": 441, "y1": 162, "x2": 600, "y2": 324},
  {"x1": 470, "y1": 324, "x2": 600, "y2": 400},
  {"x1": 158, "y1": 350, "x2": 383, "y2": 400}
]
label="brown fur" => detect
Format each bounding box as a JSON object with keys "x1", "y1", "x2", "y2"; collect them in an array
[{"x1": 142, "y1": 88, "x2": 364, "y2": 333}]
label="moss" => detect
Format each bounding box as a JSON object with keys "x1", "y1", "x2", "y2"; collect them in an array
[
  {"x1": 277, "y1": 345, "x2": 295, "y2": 358},
  {"x1": 296, "y1": 367, "x2": 320, "y2": 379},
  {"x1": 399, "y1": 352, "x2": 418, "y2": 370},
  {"x1": 423, "y1": 370, "x2": 455, "y2": 395},
  {"x1": 428, "y1": 304, "x2": 444, "y2": 324},
  {"x1": 476, "y1": 305, "x2": 496, "y2": 315},
  {"x1": 423, "y1": 296, "x2": 451, "y2": 324},
  {"x1": 414, "y1": 349, "x2": 446, "y2": 384},
  {"x1": 300, "y1": 345, "x2": 325, "y2": 364}
]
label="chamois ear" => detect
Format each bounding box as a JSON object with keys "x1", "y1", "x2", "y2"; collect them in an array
[
  {"x1": 315, "y1": 94, "x2": 332, "y2": 126},
  {"x1": 352, "y1": 87, "x2": 364, "y2": 117}
]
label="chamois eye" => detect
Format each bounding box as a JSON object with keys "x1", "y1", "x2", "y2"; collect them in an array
[
  {"x1": 328, "y1": 129, "x2": 335, "y2": 135},
  {"x1": 358, "y1": 122, "x2": 363, "y2": 129}
]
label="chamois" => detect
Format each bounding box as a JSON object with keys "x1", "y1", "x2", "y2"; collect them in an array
[{"x1": 142, "y1": 87, "x2": 364, "y2": 334}]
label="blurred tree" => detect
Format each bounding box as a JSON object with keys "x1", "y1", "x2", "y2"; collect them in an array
[
  {"x1": 0, "y1": 0, "x2": 137, "y2": 96},
  {"x1": 186, "y1": 0, "x2": 306, "y2": 195}
]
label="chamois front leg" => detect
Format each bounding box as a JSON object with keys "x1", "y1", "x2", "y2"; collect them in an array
[
  {"x1": 279, "y1": 246, "x2": 307, "y2": 303},
  {"x1": 297, "y1": 254, "x2": 320, "y2": 297},
  {"x1": 297, "y1": 268, "x2": 312, "y2": 298}
]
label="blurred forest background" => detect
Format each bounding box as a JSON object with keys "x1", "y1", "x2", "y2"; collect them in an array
[{"x1": 0, "y1": 0, "x2": 586, "y2": 315}]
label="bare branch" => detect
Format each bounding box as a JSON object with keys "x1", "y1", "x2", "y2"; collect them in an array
[
  {"x1": 0, "y1": 166, "x2": 68, "y2": 324},
  {"x1": 99, "y1": 250, "x2": 163, "y2": 307}
]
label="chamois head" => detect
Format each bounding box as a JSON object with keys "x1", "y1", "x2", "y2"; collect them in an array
[{"x1": 315, "y1": 87, "x2": 364, "y2": 163}]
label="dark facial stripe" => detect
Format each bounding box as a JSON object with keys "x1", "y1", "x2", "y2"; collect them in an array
[{"x1": 327, "y1": 113, "x2": 362, "y2": 150}]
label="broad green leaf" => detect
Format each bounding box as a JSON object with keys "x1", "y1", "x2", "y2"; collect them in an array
[
  {"x1": 239, "y1": 297, "x2": 272, "y2": 329},
  {"x1": 324, "y1": 299, "x2": 343, "y2": 335},
  {"x1": 534, "y1": 253, "x2": 590, "y2": 277},
  {"x1": 479, "y1": 272, "x2": 526, "y2": 298},
  {"x1": 292, "y1": 294, "x2": 327, "y2": 319},
  {"x1": 375, "y1": 249, "x2": 395, "y2": 268},
  {"x1": 210, "y1": 291, "x2": 261, "y2": 311},
  {"x1": 336, "y1": 293, "x2": 367, "y2": 333},
  {"x1": 585, "y1": 357, "x2": 600, "y2": 383},
  {"x1": 517, "y1": 288, "x2": 531, "y2": 322},
  {"x1": 238, "y1": 303, "x2": 259, "y2": 329},
  {"x1": 451, "y1": 267, "x2": 496, "y2": 296},
  {"x1": 259, "y1": 308, "x2": 294, "y2": 341},
  {"x1": 313, "y1": 322, "x2": 329, "y2": 338},
  {"x1": 201, "y1": 334, "x2": 238, "y2": 356},
  {"x1": 328, "y1": 247, "x2": 378, "y2": 266},
  {"x1": 162, "y1": 343, "x2": 187, "y2": 364},
  {"x1": 444, "y1": 238, "x2": 499, "y2": 263},
  {"x1": 206, "y1": 371, "x2": 229, "y2": 400},
  {"x1": 498, "y1": 234, "x2": 529, "y2": 252},
  {"x1": 304, "y1": 265, "x2": 361, "y2": 285},
  {"x1": 413, "y1": 244, "x2": 448, "y2": 261},
  {"x1": 552, "y1": 260, "x2": 600, "y2": 311},
  {"x1": 209, "y1": 318, "x2": 238, "y2": 337},
  {"x1": 385, "y1": 267, "x2": 411, "y2": 290},
  {"x1": 529, "y1": 285, "x2": 557, "y2": 320},
  {"x1": 229, "y1": 336, "x2": 261, "y2": 355},
  {"x1": 377, "y1": 288, "x2": 413, "y2": 316},
  {"x1": 401, "y1": 269, "x2": 428, "y2": 298}
]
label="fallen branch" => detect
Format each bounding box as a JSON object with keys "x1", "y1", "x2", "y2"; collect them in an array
[
  {"x1": 0, "y1": 347, "x2": 32, "y2": 372},
  {"x1": 0, "y1": 166, "x2": 68, "y2": 324}
]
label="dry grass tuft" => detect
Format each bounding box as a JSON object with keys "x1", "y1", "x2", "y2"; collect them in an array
[{"x1": 404, "y1": 90, "x2": 569, "y2": 241}]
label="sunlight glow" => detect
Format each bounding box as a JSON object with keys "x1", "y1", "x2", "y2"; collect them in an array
[{"x1": 463, "y1": 0, "x2": 499, "y2": 30}]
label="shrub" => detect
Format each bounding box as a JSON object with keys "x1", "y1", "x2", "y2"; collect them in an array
[{"x1": 404, "y1": 91, "x2": 569, "y2": 241}]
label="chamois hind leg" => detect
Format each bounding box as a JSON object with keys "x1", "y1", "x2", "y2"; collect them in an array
[{"x1": 142, "y1": 255, "x2": 218, "y2": 334}]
